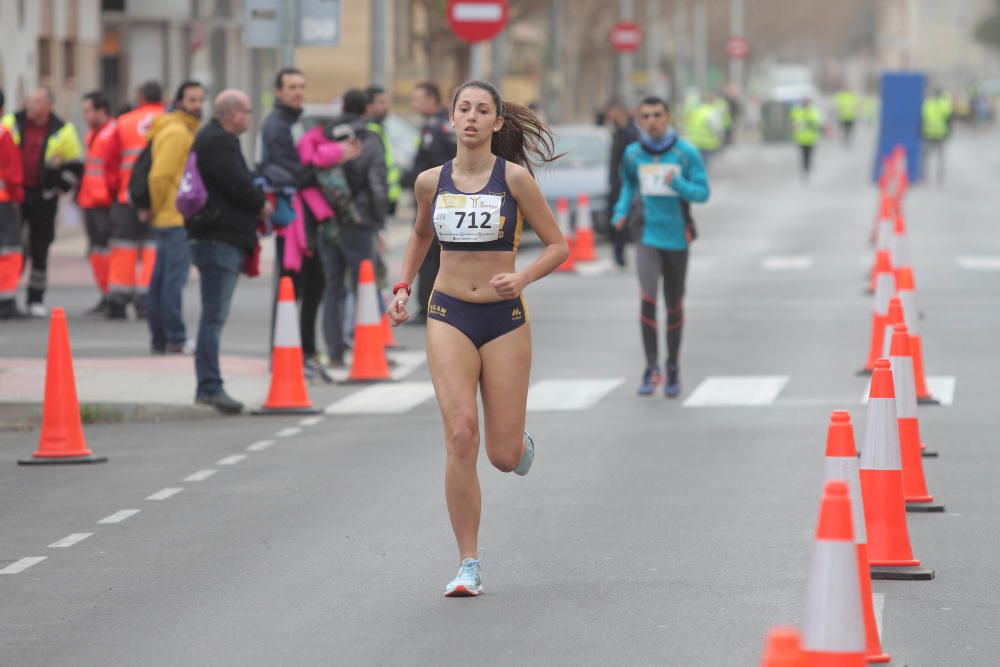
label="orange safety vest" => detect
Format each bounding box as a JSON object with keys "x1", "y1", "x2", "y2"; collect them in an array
[
  {"x1": 115, "y1": 103, "x2": 164, "y2": 204},
  {"x1": 78, "y1": 121, "x2": 117, "y2": 209}
]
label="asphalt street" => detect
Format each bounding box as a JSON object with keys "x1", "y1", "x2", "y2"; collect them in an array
[{"x1": 2, "y1": 124, "x2": 999, "y2": 666}]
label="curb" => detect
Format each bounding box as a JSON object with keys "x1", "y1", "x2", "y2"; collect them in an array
[{"x1": 0, "y1": 402, "x2": 224, "y2": 433}]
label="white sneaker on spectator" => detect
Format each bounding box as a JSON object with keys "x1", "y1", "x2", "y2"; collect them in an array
[{"x1": 28, "y1": 303, "x2": 48, "y2": 319}]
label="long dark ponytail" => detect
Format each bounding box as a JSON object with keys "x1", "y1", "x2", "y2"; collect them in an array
[{"x1": 451, "y1": 80, "x2": 562, "y2": 176}]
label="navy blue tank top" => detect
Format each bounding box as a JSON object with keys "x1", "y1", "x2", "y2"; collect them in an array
[{"x1": 430, "y1": 157, "x2": 524, "y2": 252}]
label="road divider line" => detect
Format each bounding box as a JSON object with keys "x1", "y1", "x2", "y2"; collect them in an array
[
  {"x1": 0, "y1": 557, "x2": 47, "y2": 574},
  {"x1": 527, "y1": 379, "x2": 624, "y2": 412},
  {"x1": 299, "y1": 416, "x2": 324, "y2": 427},
  {"x1": 956, "y1": 255, "x2": 1000, "y2": 271},
  {"x1": 275, "y1": 427, "x2": 302, "y2": 438},
  {"x1": 146, "y1": 488, "x2": 184, "y2": 501},
  {"x1": 762, "y1": 255, "x2": 814, "y2": 271},
  {"x1": 326, "y1": 382, "x2": 437, "y2": 415},
  {"x1": 247, "y1": 440, "x2": 276, "y2": 452},
  {"x1": 184, "y1": 469, "x2": 217, "y2": 482},
  {"x1": 217, "y1": 454, "x2": 248, "y2": 466},
  {"x1": 97, "y1": 509, "x2": 141, "y2": 524},
  {"x1": 48, "y1": 533, "x2": 94, "y2": 548},
  {"x1": 683, "y1": 376, "x2": 789, "y2": 407}
]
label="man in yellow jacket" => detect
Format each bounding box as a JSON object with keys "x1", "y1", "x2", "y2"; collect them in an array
[
  {"x1": 921, "y1": 89, "x2": 951, "y2": 184},
  {"x1": 146, "y1": 81, "x2": 204, "y2": 354},
  {"x1": 789, "y1": 98, "x2": 823, "y2": 180},
  {"x1": 834, "y1": 88, "x2": 859, "y2": 147}
]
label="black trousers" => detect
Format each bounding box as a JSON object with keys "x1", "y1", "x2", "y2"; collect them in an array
[
  {"x1": 21, "y1": 189, "x2": 59, "y2": 304},
  {"x1": 271, "y1": 234, "x2": 326, "y2": 358},
  {"x1": 799, "y1": 145, "x2": 814, "y2": 176}
]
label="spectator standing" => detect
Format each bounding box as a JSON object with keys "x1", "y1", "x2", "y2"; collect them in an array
[
  {"x1": 606, "y1": 100, "x2": 640, "y2": 267},
  {"x1": 78, "y1": 92, "x2": 118, "y2": 316},
  {"x1": 405, "y1": 82, "x2": 456, "y2": 322},
  {"x1": 145, "y1": 81, "x2": 205, "y2": 354},
  {"x1": 187, "y1": 90, "x2": 270, "y2": 414},
  {"x1": 107, "y1": 82, "x2": 165, "y2": 320},
  {"x1": 259, "y1": 68, "x2": 330, "y2": 381},
  {"x1": 316, "y1": 88, "x2": 386, "y2": 368},
  {"x1": 0, "y1": 88, "x2": 26, "y2": 319},
  {"x1": 1, "y1": 87, "x2": 83, "y2": 317},
  {"x1": 789, "y1": 97, "x2": 823, "y2": 180}
]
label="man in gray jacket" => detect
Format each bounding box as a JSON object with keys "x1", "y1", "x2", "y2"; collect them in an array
[{"x1": 318, "y1": 88, "x2": 387, "y2": 368}]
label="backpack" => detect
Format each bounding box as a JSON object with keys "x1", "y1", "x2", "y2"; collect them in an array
[
  {"x1": 175, "y1": 151, "x2": 207, "y2": 218},
  {"x1": 315, "y1": 164, "x2": 363, "y2": 243},
  {"x1": 127, "y1": 143, "x2": 153, "y2": 210}
]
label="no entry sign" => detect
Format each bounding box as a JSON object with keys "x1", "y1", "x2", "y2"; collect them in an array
[
  {"x1": 726, "y1": 35, "x2": 750, "y2": 59},
  {"x1": 609, "y1": 21, "x2": 642, "y2": 53},
  {"x1": 447, "y1": 0, "x2": 509, "y2": 43}
]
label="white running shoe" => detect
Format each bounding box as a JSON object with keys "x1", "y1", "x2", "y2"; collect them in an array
[
  {"x1": 513, "y1": 431, "x2": 534, "y2": 476},
  {"x1": 444, "y1": 558, "x2": 483, "y2": 597},
  {"x1": 28, "y1": 303, "x2": 48, "y2": 319}
]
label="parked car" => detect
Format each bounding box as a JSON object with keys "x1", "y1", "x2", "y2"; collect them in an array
[{"x1": 535, "y1": 124, "x2": 612, "y2": 234}]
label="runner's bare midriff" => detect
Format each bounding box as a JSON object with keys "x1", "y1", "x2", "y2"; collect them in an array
[{"x1": 435, "y1": 249, "x2": 518, "y2": 303}]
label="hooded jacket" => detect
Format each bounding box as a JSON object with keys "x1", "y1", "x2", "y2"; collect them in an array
[{"x1": 147, "y1": 109, "x2": 201, "y2": 228}]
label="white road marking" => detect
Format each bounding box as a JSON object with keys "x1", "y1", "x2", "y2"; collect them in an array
[
  {"x1": 956, "y1": 255, "x2": 1000, "y2": 271},
  {"x1": 299, "y1": 416, "x2": 324, "y2": 427},
  {"x1": 98, "y1": 509, "x2": 141, "y2": 524},
  {"x1": 762, "y1": 255, "x2": 814, "y2": 271},
  {"x1": 925, "y1": 376, "x2": 956, "y2": 405},
  {"x1": 275, "y1": 427, "x2": 302, "y2": 438},
  {"x1": 184, "y1": 469, "x2": 218, "y2": 482},
  {"x1": 49, "y1": 533, "x2": 94, "y2": 548},
  {"x1": 326, "y1": 382, "x2": 437, "y2": 415},
  {"x1": 146, "y1": 487, "x2": 184, "y2": 501},
  {"x1": 217, "y1": 454, "x2": 248, "y2": 466},
  {"x1": 328, "y1": 350, "x2": 427, "y2": 383},
  {"x1": 860, "y1": 375, "x2": 955, "y2": 406},
  {"x1": 247, "y1": 440, "x2": 275, "y2": 452},
  {"x1": 683, "y1": 376, "x2": 789, "y2": 407},
  {"x1": 873, "y1": 592, "x2": 885, "y2": 639},
  {"x1": 574, "y1": 259, "x2": 614, "y2": 277},
  {"x1": 527, "y1": 379, "x2": 624, "y2": 412},
  {"x1": 0, "y1": 557, "x2": 47, "y2": 574}
]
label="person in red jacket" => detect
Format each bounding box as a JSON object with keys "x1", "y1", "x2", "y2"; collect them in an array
[
  {"x1": 106, "y1": 81, "x2": 165, "y2": 320},
  {"x1": 78, "y1": 91, "x2": 118, "y2": 315},
  {"x1": 0, "y1": 88, "x2": 26, "y2": 319}
]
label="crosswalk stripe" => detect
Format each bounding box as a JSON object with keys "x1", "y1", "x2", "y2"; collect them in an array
[
  {"x1": 683, "y1": 376, "x2": 789, "y2": 407},
  {"x1": 762, "y1": 255, "x2": 813, "y2": 271},
  {"x1": 860, "y1": 375, "x2": 955, "y2": 406},
  {"x1": 574, "y1": 258, "x2": 614, "y2": 277},
  {"x1": 956, "y1": 255, "x2": 1000, "y2": 271},
  {"x1": 526, "y1": 379, "x2": 624, "y2": 412},
  {"x1": 325, "y1": 382, "x2": 437, "y2": 415},
  {"x1": 0, "y1": 557, "x2": 47, "y2": 574},
  {"x1": 327, "y1": 351, "x2": 427, "y2": 383}
]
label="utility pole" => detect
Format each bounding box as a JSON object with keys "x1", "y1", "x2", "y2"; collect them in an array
[
  {"x1": 543, "y1": 0, "x2": 563, "y2": 123},
  {"x1": 282, "y1": 0, "x2": 297, "y2": 67},
  {"x1": 728, "y1": 0, "x2": 744, "y2": 93},
  {"x1": 470, "y1": 43, "x2": 484, "y2": 81},
  {"x1": 693, "y1": 0, "x2": 707, "y2": 94},
  {"x1": 645, "y1": 0, "x2": 660, "y2": 98},
  {"x1": 619, "y1": 0, "x2": 635, "y2": 105},
  {"x1": 371, "y1": 0, "x2": 386, "y2": 86}
]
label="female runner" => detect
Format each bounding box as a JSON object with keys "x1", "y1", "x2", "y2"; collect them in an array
[{"x1": 388, "y1": 80, "x2": 568, "y2": 597}]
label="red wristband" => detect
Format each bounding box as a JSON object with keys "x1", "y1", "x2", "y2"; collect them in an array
[{"x1": 392, "y1": 281, "x2": 411, "y2": 296}]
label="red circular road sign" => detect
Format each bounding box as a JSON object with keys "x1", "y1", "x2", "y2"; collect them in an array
[
  {"x1": 726, "y1": 35, "x2": 750, "y2": 59},
  {"x1": 447, "y1": 0, "x2": 509, "y2": 43},
  {"x1": 609, "y1": 21, "x2": 643, "y2": 53}
]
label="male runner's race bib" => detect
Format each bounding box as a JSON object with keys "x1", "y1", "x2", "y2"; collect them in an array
[
  {"x1": 639, "y1": 163, "x2": 680, "y2": 197},
  {"x1": 433, "y1": 193, "x2": 504, "y2": 243}
]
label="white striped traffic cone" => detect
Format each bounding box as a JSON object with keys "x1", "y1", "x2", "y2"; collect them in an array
[
  {"x1": 253, "y1": 277, "x2": 318, "y2": 415},
  {"x1": 860, "y1": 251, "x2": 894, "y2": 375},
  {"x1": 824, "y1": 411, "x2": 890, "y2": 663},
  {"x1": 888, "y1": 325, "x2": 945, "y2": 513},
  {"x1": 343, "y1": 259, "x2": 392, "y2": 383},
  {"x1": 801, "y1": 480, "x2": 866, "y2": 667},
  {"x1": 555, "y1": 197, "x2": 576, "y2": 273}
]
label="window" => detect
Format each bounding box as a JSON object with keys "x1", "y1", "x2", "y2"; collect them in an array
[
  {"x1": 38, "y1": 38, "x2": 52, "y2": 79},
  {"x1": 64, "y1": 40, "x2": 76, "y2": 81},
  {"x1": 102, "y1": 0, "x2": 125, "y2": 11}
]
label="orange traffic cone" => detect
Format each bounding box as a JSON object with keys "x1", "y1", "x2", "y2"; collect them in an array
[
  {"x1": 574, "y1": 193, "x2": 596, "y2": 262},
  {"x1": 879, "y1": 297, "x2": 904, "y2": 359},
  {"x1": 253, "y1": 277, "x2": 318, "y2": 415},
  {"x1": 860, "y1": 359, "x2": 934, "y2": 580},
  {"x1": 343, "y1": 259, "x2": 392, "y2": 383},
  {"x1": 867, "y1": 196, "x2": 894, "y2": 293},
  {"x1": 554, "y1": 197, "x2": 576, "y2": 273},
  {"x1": 824, "y1": 411, "x2": 890, "y2": 663},
  {"x1": 890, "y1": 211, "x2": 910, "y2": 280},
  {"x1": 888, "y1": 325, "x2": 945, "y2": 513},
  {"x1": 896, "y1": 267, "x2": 938, "y2": 405},
  {"x1": 19, "y1": 308, "x2": 108, "y2": 465},
  {"x1": 801, "y1": 480, "x2": 866, "y2": 667},
  {"x1": 860, "y1": 251, "x2": 894, "y2": 375},
  {"x1": 760, "y1": 626, "x2": 806, "y2": 667}
]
